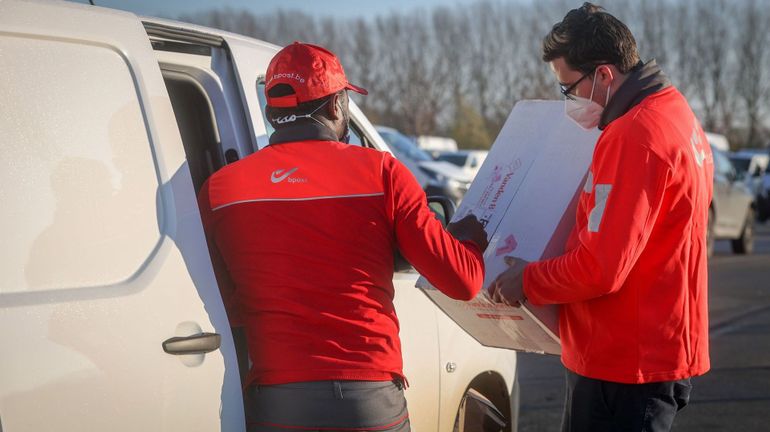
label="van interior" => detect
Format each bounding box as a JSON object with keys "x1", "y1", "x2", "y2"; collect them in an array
[{"x1": 163, "y1": 74, "x2": 224, "y2": 192}]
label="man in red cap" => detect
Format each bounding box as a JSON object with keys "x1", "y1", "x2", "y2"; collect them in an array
[{"x1": 198, "y1": 42, "x2": 488, "y2": 431}]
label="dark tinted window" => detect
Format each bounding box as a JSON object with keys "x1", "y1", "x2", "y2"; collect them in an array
[{"x1": 729, "y1": 157, "x2": 751, "y2": 175}]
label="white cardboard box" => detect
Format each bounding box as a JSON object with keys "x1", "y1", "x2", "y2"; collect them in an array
[{"x1": 417, "y1": 100, "x2": 600, "y2": 355}]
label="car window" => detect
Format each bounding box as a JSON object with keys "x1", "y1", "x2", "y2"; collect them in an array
[
  {"x1": 379, "y1": 131, "x2": 432, "y2": 162},
  {"x1": 1, "y1": 36, "x2": 160, "y2": 293},
  {"x1": 714, "y1": 150, "x2": 734, "y2": 177},
  {"x1": 729, "y1": 157, "x2": 751, "y2": 175},
  {"x1": 437, "y1": 154, "x2": 468, "y2": 167}
]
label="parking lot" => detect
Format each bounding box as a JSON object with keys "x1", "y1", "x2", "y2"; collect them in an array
[{"x1": 517, "y1": 222, "x2": 770, "y2": 431}]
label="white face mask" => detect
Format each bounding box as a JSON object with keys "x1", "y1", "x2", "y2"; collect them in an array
[{"x1": 565, "y1": 70, "x2": 612, "y2": 130}]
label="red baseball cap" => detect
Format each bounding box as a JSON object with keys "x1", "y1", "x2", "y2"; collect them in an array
[{"x1": 265, "y1": 41, "x2": 368, "y2": 108}]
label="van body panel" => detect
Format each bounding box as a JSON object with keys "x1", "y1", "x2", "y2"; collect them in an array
[{"x1": 0, "y1": 1, "x2": 242, "y2": 431}]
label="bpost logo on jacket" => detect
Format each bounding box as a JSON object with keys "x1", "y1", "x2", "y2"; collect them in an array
[{"x1": 271, "y1": 167, "x2": 308, "y2": 184}]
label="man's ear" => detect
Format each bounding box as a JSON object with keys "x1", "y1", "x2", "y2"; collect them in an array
[
  {"x1": 597, "y1": 64, "x2": 616, "y2": 85},
  {"x1": 327, "y1": 93, "x2": 341, "y2": 121}
]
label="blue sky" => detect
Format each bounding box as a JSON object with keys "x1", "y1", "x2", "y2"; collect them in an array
[{"x1": 71, "y1": 0, "x2": 505, "y2": 19}]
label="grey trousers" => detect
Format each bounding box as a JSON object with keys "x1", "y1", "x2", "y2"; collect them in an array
[{"x1": 245, "y1": 380, "x2": 411, "y2": 432}]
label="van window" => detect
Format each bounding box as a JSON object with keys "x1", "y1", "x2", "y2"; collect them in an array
[{"x1": 0, "y1": 37, "x2": 160, "y2": 293}]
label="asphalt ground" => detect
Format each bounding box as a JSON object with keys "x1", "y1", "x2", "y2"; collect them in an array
[{"x1": 516, "y1": 223, "x2": 770, "y2": 431}]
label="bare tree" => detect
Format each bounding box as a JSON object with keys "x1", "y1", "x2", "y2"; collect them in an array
[
  {"x1": 690, "y1": 0, "x2": 733, "y2": 132},
  {"x1": 178, "y1": 0, "x2": 770, "y2": 148},
  {"x1": 736, "y1": 0, "x2": 770, "y2": 147}
]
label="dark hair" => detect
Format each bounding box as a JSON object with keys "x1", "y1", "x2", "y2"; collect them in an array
[{"x1": 542, "y1": 2, "x2": 640, "y2": 74}]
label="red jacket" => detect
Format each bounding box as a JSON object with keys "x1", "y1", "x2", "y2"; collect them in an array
[
  {"x1": 524, "y1": 86, "x2": 713, "y2": 384},
  {"x1": 198, "y1": 132, "x2": 484, "y2": 387}
]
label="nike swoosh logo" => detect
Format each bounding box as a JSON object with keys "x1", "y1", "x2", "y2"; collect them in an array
[{"x1": 271, "y1": 167, "x2": 299, "y2": 183}]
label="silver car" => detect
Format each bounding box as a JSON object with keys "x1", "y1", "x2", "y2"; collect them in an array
[
  {"x1": 376, "y1": 126, "x2": 474, "y2": 204},
  {"x1": 709, "y1": 147, "x2": 756, "y2": 255}
]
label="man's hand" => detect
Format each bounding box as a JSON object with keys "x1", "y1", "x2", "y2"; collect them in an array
[
  {"x1": 447, "y1": 214, "x2": 489, "y2": 251},
  {"x1": 489, "y1": 256, "x2": 530, "y2": 307}
]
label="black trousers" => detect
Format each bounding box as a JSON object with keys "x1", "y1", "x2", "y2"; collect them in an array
[
  {"x1": 245, "y1": 380, "x2": 410, "y2": 432},
  {"x1": 561, "y1": 369, "x2": 692, "y2": 432}
]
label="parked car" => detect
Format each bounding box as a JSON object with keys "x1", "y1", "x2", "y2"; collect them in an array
[
  {"x1": 761, "y1": 171, "x2": 770, "y2": 223},
  {"x1": 0, "y1": 1, "x2": 519, "y2": 431},
  {"x1": 729, "y1": 150, "x2": 770, "y2": 222},
  {"x1": 709, "y1": 146, "x2": 756, "y2": 255},
  {"x1": 376, "y1": 127, "x2": 475, "y2": 204},
  {"x1": 706, "y1": 132, "x2": 730, "y2": 152},
  {"x1": 374, "y1": 126, "x2": 433, "y2": 188},
  {"x1": 416, "y1": 135, "x2": 459, "y2": 158},
  {"x1": 436, "y1": 150, "x2": 489, "y2": 179}
]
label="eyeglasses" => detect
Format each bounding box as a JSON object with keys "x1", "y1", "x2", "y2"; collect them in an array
[{"x1": 560, "y1": 66, "x2": 597, "y2": 101}]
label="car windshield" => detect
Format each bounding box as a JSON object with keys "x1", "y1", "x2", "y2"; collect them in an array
[
  {"x1": 379, "y1": 130, "x2": 432, "y2": 162},
  {"x1": 729, "y1": 157, "x2": 751, "y2": 175},
  {"x1": 437, "y1": 154, "x2": 468, "y2": 167}
]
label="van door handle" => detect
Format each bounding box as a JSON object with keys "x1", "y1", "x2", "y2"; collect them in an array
[{"x1": 162, "y1": 332, "x2": 221, "y2": 355}]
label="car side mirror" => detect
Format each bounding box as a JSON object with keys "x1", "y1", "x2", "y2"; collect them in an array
[
  {"x1": 427, "y1": 195, "x2": 456, "y2": 227},
  {"x1": 393, "y1": 195, "x2": 458, "y2": 273}
]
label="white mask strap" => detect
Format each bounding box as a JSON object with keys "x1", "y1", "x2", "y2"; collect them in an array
[{"x1": 271, "y1": 99, "x2": 330, "y2": 126}]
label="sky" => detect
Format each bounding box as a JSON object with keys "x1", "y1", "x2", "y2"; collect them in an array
[{"x1": 70, "y1": 0, "x2": 506, "y2": 19}]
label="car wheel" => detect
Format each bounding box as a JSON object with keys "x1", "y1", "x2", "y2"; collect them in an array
[
  {"x1": 452, "y1": 388, "x2": 507, "y2": 432},
  {"x1": 707, "y1": 207, "x2": 715, "y2": 258},
  {"x1": 731, "y1": 207, "x2": 755, "y2": 254}
]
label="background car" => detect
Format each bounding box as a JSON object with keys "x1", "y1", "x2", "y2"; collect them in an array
[
  {"x1": 761, "y1": 170, "x2": 770, "y2": 222},
  {"x1": 709, "y1": 146, "x2": 757, "y2": 255},
  {"x1": 435, "y1": 150, "x2": 489, "y2": 179},
  {"x1": 729, "y1": 150, "x2": 769, "y2": 222},
  {"x1": 706, "y1": 132, "x2": 730, "y2": 153},
  {"x1": 416, "y1": 134, "x2": 459, "y2": 158},
  {"x1": 374, "y1": 125, "x2": 433, "y2": 188},
  {"x1": 376, "y1": 126, "x2": 474, "y2": 204}
]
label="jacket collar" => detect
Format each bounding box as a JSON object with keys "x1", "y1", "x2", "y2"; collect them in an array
[
  {"x1": 269, "y1": 122, "x2": 339, "y2": 145},
  {"x1": 599, "y1": 59, "x2": 672, "y2": 130}
]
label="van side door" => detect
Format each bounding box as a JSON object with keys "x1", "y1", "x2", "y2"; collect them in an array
[{"x1": 0, "y1": 2, "x2": 242, "y2": 431}]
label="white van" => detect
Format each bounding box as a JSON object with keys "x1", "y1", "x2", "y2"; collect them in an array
[{"x1": 0, "y1": 1, "x2": 519, "y2": 431}]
